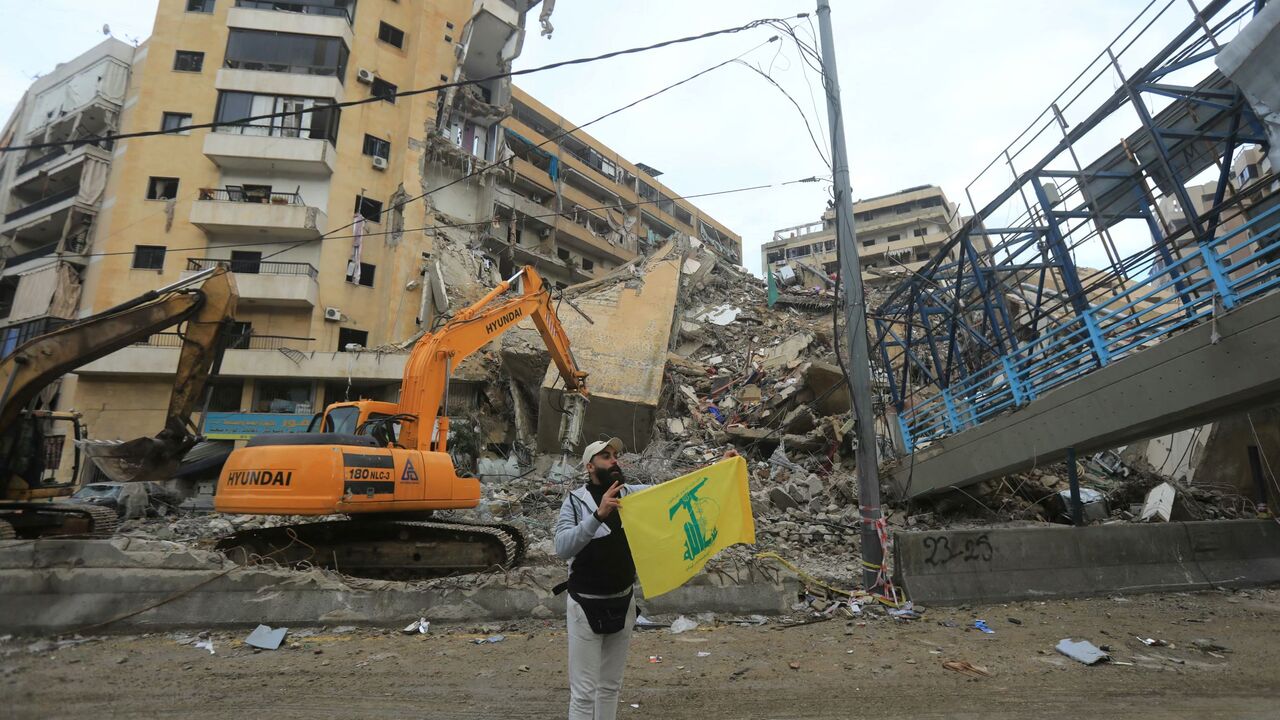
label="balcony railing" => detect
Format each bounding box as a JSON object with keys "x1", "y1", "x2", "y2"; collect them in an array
[
  {"x1": 15, "y1": 139, "x2": 114, "y2": 176},
  {"x1": 234, "y1": 0, "x2": 354, "y2": 23},
  {"x1": 135, "y1": 332, "x2": 313, "y2": 351},
  {"x1": 197, "y1": 188, "x2": 306, "y2": 205},
  {"x1": 187, "y1": 257, "x2": 318, "y2": 278},
  {"x1": 3, "y1": 188, "x2": 78, "y2": 223},
  {"x1": 213, "y1": 121, "x2": 332, "y2": 142}
]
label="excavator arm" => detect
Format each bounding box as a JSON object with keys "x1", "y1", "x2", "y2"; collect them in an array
[
  {"x1": 0, "y1": 268, "x2": 238, "y2": 485},
  {"x1": 397, "y1": 266, "x2": 587, "y2": 450}
]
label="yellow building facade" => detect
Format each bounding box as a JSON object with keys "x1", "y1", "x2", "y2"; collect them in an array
[{"x1": 0, "y1": 0, "x2": 741, "y2": 452}]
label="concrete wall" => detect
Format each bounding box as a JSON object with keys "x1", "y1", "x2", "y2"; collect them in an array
[
  {"x1": 536, "y1": 243, "x2": 684, "y2": 454},
  {"x1": 895, "y1": 520, "x2": 1280, "y2": 605}
]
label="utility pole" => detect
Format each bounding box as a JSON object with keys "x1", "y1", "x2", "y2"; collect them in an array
[{"x1": 815, "y1": 0, "x2": 885, "y2": 593}]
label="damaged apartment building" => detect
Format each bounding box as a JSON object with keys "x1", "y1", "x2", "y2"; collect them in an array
[
  {"x1": 0, "y1": 0, "x2": 741, "y2": 472},
  {"x1": 761, "y1": 185, "x2": 966, "y2": 289},
  {"x1": 425, "y1": 86, "x2": 742, "y2": 293}
]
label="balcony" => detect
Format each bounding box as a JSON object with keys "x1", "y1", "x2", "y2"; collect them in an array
[
  {"x1": 228, "y1": 2, "x2": 355, "y2": 44},
  {"x1": 182, "y1": 257, "x2": 319, "y2": 308},
  {"x1": 78, "y1": 334, "x2": 409, "y2": 381},
  {"x1": 203, "y1": 128, "x2": 336, "y2": 175},
  {"x1": 190, "y1": 189, "x2": 326, "y2": 240}
]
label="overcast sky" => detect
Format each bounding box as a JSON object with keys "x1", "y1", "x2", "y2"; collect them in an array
[{"x1": 0, "y1": 1, "x2": 1214, "y2": 276}]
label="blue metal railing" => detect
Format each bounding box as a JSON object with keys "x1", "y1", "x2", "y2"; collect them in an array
[{"x1": 899, "y1": 200, "x2": 1280, "y2": 448}]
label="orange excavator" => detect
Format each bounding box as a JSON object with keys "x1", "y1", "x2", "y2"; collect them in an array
[{"x1": 215, "y1": 265, "x2": 589, "y2": 578}]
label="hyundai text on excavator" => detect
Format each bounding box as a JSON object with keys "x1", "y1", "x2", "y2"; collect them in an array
[
  {"x1": 215, "y1": 265, "x2": 589, "y2": 578},
  {"x1": 0, "y1": 268, "x2": 238, "y2": 539}
]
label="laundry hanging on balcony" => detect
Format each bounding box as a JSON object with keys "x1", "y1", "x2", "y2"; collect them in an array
[{"x1": 346, "y1": 214, "x2": 364, "y2": 284}]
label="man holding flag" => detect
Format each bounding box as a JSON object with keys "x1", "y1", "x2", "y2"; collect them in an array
[{"x1": 554, "y1": 437, "x2": 752, "y2": 720}]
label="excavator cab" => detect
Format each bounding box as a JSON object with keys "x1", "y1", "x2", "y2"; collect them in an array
[{"x1": 306, "y1": 400, "x2": 410, "y2": 449}]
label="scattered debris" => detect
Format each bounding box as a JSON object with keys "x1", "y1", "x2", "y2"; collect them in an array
[
  {"x1": 648, "y1": 655, "x2": 663, "y2": 663},
  {"x1": 669, "y1": 616, "x2": 699, "y2": 634},
  {"x1": 1140, "y1": 482, "x2": 1177, "y2": 522},
  {"x1": 193, "y1": 640, "x2": 215, "y2": 655},
  {"x1": 402, "y1": 618, "x2": 430, "y2": 635},
  {"x1": 244, "y1": 625, "x2": 288, "y2": 651},
  {"x1": 1137, "y1": 637, "x2": 1169, "y2": 647},
  {"x1": 974, "y1": 620, "x2": 994, "y2": 634},
  {"x1": 1056, "y1": 639, "x2": 1109, "y2": 665},
  {"x1": 942, "y1": 660, "x2": 992, "y2": 678},
  {"x1": 472, "y1": 634, "x2": 506, "y2": 644}
]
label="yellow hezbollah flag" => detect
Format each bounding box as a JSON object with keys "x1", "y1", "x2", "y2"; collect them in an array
[{"x1": 618, "y1": 456, "x2": 755, "y2": 598}]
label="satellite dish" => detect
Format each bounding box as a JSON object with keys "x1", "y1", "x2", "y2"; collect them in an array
[{"x1": 102, "y1": 24, "x2": 111, "y2": 36}]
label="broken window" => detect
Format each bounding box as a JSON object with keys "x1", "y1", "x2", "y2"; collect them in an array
[
  {"x1": 354, "y1": 195, "x2": 383, "y2": 222},
  {"x1": 206, "y1": 379, "x2": 244, "y2": 412},
  {"x1": 186, "y1": 0, "x2": 215, "y2": 11},
  {"x1": 862, "y1": 239, "x2": 875, "y2": 247},
  {"x1": 557, "y1": 248, "x2": 571, "y2": 261},
  {"x1": 918, "y1": 196, "x2": 943, "y2": 208},
  {"x1": 214, "y1": 91, "x2": 341, "y2": 145},
  {"x1": 0, "y1": 277, "x2": 16, "y2": 320},
  {"x1": 913, "y1": 227, "x2": 928, "y2": 237},
  {"x1": 888, "y1": 234, "x2": 901, "y2": 242},
  {"x1": 766, "y1": 250, "x2": 783, "y2": 264},
  {"x1": 371, "y1": 77, "x2": 398, "y2": 103},
  {"x1": 132, "y1": 245, "x2": 167, "y2": 270},
  {"x1": 362, "y1": 134, "x2": 390, "y2": 160},
  {"x1": 174, "y1": 50, "x2": 204, "y2": 72},
  {"x1": 346, "y1": 262, "x2": 375, "y2": 287},
  {"x1": 856, "y1": 211, "x2": 874, "y2": 222},
  {"x1": 337, "y1": 327, "x2": 369, "y2": 352},
  {"x1": 146, "y1": 177, "x2": 179, "y2": 200},
  {"x1": 378, "y1": 22, "x2": 405, "y2": 49},
  {"x1": 582, "y1": 257, "x2": 594, "y2": 271}
]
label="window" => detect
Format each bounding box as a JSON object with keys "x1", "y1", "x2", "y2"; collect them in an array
[
  {"x1": 444, "y1": 34, "x2": 453, "y2": 43},
  {"x1": 362, "y1": 134, "x2": 390, "y2": 160},
  {"x1": 887, "y1": 234, "x2": 901, "y2": 242},
  {"x1": 206, "y1": 380, "x2": 244, "y2": 413},
  {"x1": 213, "y1": 91, "x2": 341, "y2": 145},
  {"x1": 913, "y1": 227, "x2": 928, "y2": 237},
  {"x1": 230, "y1": 251, "x2": 262, "y2": 274},
  {"x1": 856, "y1": 212, "x2": 874, "y2": 222},
  {"x1": 146, "y1": 177, "x2": 179, "y2": 200},
  {"x1": 582, "y1": 258, "x2": 594, "y2": 271},
  {"x1": 346, "y1": 262, "x2": 375, "y2": 287},
  {"x1": 895, "y1": 203, "x2": 912, "y2": 214},
  {"x1": 161, "y1": 112, "x2": 193, "y2": 134},
  {"x1": 174, "y1": 50, "x2": 204, "y2": 72},
  {"x1": 132, "y1": 245, "x2": 167, "y2": 270},
  {"x1": 378, "y1": 22, "x2": 405, "y2": 48},
  {"x1": 254, "y1": 380, "x2": 313, "y2": 413},
  {"x1": 186, "y1": 0, "x2": 214, "y2": 11},
  {"x1": 0, "y1": 277, "x2": 17, "y2": 320},
  {"x1": 445, "y1": 21, "x2": 454, "y2": 30},
  {"x1": 354, "y1": 195, "x2": 383, "y2": 222},
  {"x1": 227, "y1": 320, "x2": 252, "y2": 349},
  {"x1": 371, "y1": 77, "x2": 397, "y2": 103},
  {"x1": 557, "y1": 248, "x2": 571, "y2": 261},
  {"x1": 337, "y1": 328, "x2": 369, "y2": 352},
  {"x1": 862, "y1": 239, "x2": 875, "y2": 247},
  {"x1": 224, "y1": 29, "x2": 349, "y2": 79}
]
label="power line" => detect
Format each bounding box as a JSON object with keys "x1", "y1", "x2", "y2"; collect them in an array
[
  {"x1": 20, "y1": 175, "x2": 823, "y2": 264},
  {"x1": 0, "y1": 15, "x2": 802, "y2": 153},
  {"x1": 259, "y1": 34, "x2": 785, "y2": 261}
]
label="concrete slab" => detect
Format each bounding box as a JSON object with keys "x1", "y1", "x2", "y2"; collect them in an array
[
  {"x1": 0, "y1": 538, "x2": 798, "y2": 633},
  {"x1": 537, "y1": 243, "x2": 684, "y2": 454},
  {"x1": 894, "y1": 520, "x2": 1280, "y2": 606}
]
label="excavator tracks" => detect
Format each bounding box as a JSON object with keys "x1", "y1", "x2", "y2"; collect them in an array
[
  {"x1": 216, "y1": 517, "x2": 526, "y2": 580},
  {"x1": 0, "y1": 502, "x2": 118, "y2": 539}
]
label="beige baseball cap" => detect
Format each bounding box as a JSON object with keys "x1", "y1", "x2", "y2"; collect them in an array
[{"x1": 581, "y1": 437, "x2": 624, "y2": 468}]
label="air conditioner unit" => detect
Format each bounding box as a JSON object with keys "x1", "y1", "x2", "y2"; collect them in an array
[
  {"x1": 323, "y1": 307, "x2": 342, "y2": 321},
  {"x1": 356, "y1": 68, "x2": 375, "y2": 85},
  {"x1": 371, "y1": 156, "x2": 388, "y2": 170}
]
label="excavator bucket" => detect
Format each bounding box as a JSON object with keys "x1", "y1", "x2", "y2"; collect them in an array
[{"x1": 78, "y1": 426, "x2": 196, "y2": 484}]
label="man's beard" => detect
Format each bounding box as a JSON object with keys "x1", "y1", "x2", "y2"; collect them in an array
[{"x1": 595, "y1": 465, "x2": 625, "y2": 484}]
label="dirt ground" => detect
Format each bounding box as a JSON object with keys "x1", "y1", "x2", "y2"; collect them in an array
[{"x1": 4, "y1": 588, "x2": 1278, "y2": 719}]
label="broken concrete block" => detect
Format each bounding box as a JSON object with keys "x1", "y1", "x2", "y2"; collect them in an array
[
  {"x1": 787, "y1": 481, "x2": 811, "y2": 504},
  {"x1": 697, "y1": 304, "x2": 741, "y2": 326},
  {"x1": 1140, "y1": 482, "x2": 1177, "y2": 522},
  {"x1": 762, "y1": 332, "x2": 814, "y2": 371},
  {"x1": 737, "y1": 385, "x2": 762, "y2": 403},
  {"x1": 802, "y1": 361, "x2": 852, "y2": 415},
  {"x1": 769, "y1": 488, "x2": 799, "y2": 511},
  {"x1": 666, "y1": 418, "x2": 687, "y2": 436},
  {"x1": 783, "y1": 406, "x2": 818, "y2": 434}
]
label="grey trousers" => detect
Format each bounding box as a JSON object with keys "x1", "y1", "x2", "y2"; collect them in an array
[{"x1": 566, "y1": 595, "x2": 636, "y2": 720}]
